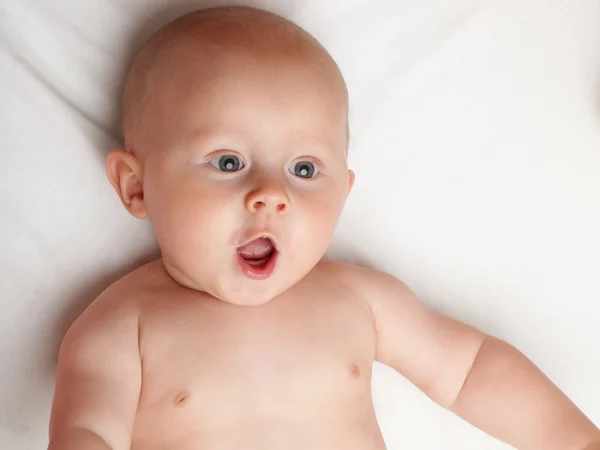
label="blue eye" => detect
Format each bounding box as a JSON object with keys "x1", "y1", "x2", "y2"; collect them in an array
[
  {"x1": 290, "y1": 161, "x2": 319, "y2": 179},
  {"x1": 209, "y1": 154, "x2": 244, "y2": 172}
]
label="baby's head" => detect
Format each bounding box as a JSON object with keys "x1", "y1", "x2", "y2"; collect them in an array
[{"x1": 107, "y1": 6, "x2": 354, "y2": 305}]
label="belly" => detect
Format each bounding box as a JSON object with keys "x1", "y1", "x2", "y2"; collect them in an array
[{"x1": 131, "y1": 415, "x2": 386, "y2": 450}]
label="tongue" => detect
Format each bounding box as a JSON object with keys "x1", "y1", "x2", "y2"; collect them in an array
[{"x1": 238, "y1": 238, "x2": 274, "y2": 260}]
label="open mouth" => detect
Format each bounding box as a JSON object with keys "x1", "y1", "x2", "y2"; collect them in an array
[{"x1": 237, "y1": 237, "x2": 278, "y2": 280}]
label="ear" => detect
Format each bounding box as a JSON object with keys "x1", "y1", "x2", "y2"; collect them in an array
[
  {"x1": 347, "y1": 169, "x2": 355, "y2": 194},
  {"x1": 106, "y1": 149, "x2": 148, "y2": 219}
]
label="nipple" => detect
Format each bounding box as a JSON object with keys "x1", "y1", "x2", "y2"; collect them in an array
[
  {"x1": 349, "y1": 364, "x2": 361, "y2": 378},
  {"x1": 173, "y1": 390, "x2": 190, "y2": 407}
]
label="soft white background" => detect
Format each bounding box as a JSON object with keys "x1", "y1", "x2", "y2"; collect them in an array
[{"x1": 1, "y1": 0, "x2": 599, "y2": 448}]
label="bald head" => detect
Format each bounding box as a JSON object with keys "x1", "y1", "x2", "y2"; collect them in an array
[{"x1": 121, "y1": 6, "x2": 348, "y2": 151}]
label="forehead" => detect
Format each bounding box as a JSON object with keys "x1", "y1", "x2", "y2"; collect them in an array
[{"x1": 153, "y1": 49, "x2": 348, "y2": 151}]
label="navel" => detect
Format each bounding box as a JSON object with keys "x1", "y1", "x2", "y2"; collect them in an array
[{"x1": 349, "y1": 364, "x2": 361, "y2": 378}]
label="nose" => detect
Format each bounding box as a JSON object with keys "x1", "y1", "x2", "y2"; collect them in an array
[{"x1": 245, "y1": 178, "x2": 290, "y2": 215}]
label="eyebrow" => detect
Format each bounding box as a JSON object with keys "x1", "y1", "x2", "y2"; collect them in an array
[
  {"x1": 187, "y1": 124, "x2": 246, "y2": 140},
  {"x1": 178, "y1": 112, "x2": 351, "y2": 160},
  {"x1": 179, "y1": 126, "x2": 248, "y2": 149}
]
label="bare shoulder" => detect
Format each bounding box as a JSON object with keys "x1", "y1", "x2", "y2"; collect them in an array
[
  {"x1": 312, "y1": 259, "x2": 416, "y2": 305},
  {"x1": 50, "y1": 261, "x2": 171, "y2": 447},
  {"x1": 61, "y1": 259, "x2": 170, "y2": 355},
  {"x1": 310, "y1": 258, "x2": 373, "y2": 280},
  {"x1": 321, "y1": 261, "x2": 486, "y2": 408},
  {"x1": 306, "y1": 260, "x2": 423, "y2": 332}
]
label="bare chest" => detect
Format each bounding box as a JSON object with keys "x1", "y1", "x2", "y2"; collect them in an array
[{"x1": 136, "y1": 283, "x2": 376, "y2": 418}]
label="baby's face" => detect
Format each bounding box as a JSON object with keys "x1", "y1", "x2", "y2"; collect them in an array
[{"x1": 139, "y1": 49, "x2": 353, "y2": 305}]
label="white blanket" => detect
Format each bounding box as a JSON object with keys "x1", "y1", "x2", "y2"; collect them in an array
[{"x1": 1, "y1": 1, "x2": 599, "y2": 448}]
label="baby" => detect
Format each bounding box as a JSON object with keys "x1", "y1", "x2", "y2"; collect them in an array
[{"x1": 48, "y1": 6, "x2": 600, "y2": 450}]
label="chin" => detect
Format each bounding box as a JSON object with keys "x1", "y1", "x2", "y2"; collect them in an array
[{"x1": 217, "y1": 284, "x2": 281, "y2": 306}]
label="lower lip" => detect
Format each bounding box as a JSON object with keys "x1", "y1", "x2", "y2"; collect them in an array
[{"x1": 237, "y1": 251, "x2": 278, "y2": 280}]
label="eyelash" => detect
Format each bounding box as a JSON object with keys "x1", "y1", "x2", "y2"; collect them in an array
[
  {"x1": 289, "y1": 160, "x2": 321, "y2": 179},
  {"x1": 204, "y1": 151, "x2": 323, "y2": 178},
  {"x1": 208, "y1": 153, "x2": 245, "y2": 173}
]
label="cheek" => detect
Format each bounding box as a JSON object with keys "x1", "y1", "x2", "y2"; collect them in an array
[
  {"x1": 146, "y1": 178, "x2": 240, "y2": 247},
  {"x1": 177, "y1": 186, "x2": 239, "y2": 234},
  {"x1": 302, "y1": 180, "x2": 346, "y2": 212},
  {"x1": 294, "y1": 186, "x2": 345, "y2": 232}
]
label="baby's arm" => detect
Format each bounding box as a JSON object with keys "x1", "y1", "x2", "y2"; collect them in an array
[
  {"x1": 449, "y1": 336, "x2": 600, "y2": 450},
  {"x1": 48, "y1": 290, "x2": 142, "y2": 450},
  {"x1": 357, "y1": 267, "x2": 600, "y2": 450}
]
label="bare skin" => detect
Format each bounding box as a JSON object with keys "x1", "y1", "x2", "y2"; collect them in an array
[
  {"x1": 53, "y1": 259, "x2": 385, "y2": 450},
  {"x1": 48, "y1": 7, "x2": 600, "y2": 450}
]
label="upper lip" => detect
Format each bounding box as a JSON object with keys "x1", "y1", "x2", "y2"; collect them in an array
[{"x1": 236, "y1": 232, "x2": 279, "y2": 253}]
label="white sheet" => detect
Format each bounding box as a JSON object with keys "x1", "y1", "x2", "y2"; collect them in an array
[{"x1": 1, "y1": 1, "x2": 599, "y2": 448}]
